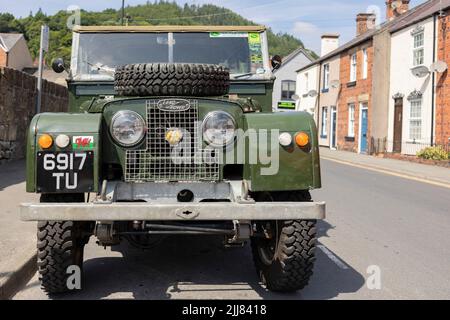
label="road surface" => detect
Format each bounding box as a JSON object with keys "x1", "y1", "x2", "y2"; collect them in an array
[{"x1": 13, "y1": 159, "x2": 450, "y2": 299}]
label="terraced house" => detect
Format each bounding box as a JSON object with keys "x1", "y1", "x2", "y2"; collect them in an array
[
  {"x1": 296, "y1": 0, "x2": 450, "y2": 155},
  {"x1": 387, "y1": 0, "x2": 450, "y2": 155}
]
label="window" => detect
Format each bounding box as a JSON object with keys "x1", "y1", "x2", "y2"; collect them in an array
[
  {"x1": 321, "y1": 107, "x2": 328, "y2": 137},
  {"x1": 362, "y1": 49, "x2": 368, "y2": 79},
  {"x1": 323, "y1": 64, "x2": 330, "y2": 90},
  {"x1": 281, "y1": 80, "x2": 296, "y2": 100},
  {"x1": 348, "y1": 104, "x2": 355, "y2": 137},
  {"x1": 413, "y1": 32, "x2": 424, "y2": 66},
  {"x1": 350, "y1": 53, "x2": 357, "y2": 82},
  {"x1": 304, "y1": 73, "x2": 309, "y2": 93},
  {"x1": 409, "y1": 99, "x2": 422, "y2": 140}
]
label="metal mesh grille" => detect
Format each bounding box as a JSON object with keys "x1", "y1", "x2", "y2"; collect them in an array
[{"x1": 125, "y1": 99, "x2": 220, "y2": 182}]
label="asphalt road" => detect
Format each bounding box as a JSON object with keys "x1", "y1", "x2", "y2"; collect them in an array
[{"x1": 13, "y1": 159, "x2": 450, "y2": 299}]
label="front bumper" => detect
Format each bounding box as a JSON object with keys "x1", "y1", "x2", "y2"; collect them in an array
[{"x1": 20, "y1": 201, "x2": 325, "y2": 221}]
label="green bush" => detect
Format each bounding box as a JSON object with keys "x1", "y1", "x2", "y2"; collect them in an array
[{"x1": 416, "y1": 146, "x2": 449, "y2": 161}]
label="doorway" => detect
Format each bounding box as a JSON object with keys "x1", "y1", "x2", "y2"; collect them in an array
[
  {"x1": 359, "y1": 104, "x2": 368, "y2": 154},
  {"x1": 330, "y1": 106, "x2": 337, "y2": 149},
  {"x1": 393, "y1": 98, "x2": 403, "y2": 153}
]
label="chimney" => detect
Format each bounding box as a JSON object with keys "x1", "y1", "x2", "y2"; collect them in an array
[
  {"x1": 356, "y1": 13, "x2": 376, "y2": 36},
  {"x1": 386, "y1": 0, "x2": 410, "y2": 21},
  {"x1": 321, "y1": 34, "x2": 340, "y2": 57}
]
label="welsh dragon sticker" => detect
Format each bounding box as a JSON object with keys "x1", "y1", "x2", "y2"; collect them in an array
[{"x1": 72, "y1": 136, "x2": 94, "y2": 150}]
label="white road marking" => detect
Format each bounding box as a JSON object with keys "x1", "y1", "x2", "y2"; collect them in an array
[
  {"x1": 317, "y1": 245, "x2": 349, "y2": 270},
  {"x1": 321, "y1": 156, "x2": 450, "y2": 190}
]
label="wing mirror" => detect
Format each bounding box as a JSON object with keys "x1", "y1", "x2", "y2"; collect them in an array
[
  {"x1": 51, "y1": 58, "x2": 65, "y2": 73},
  {"x1": 271, "y1": 55, "x2": 282, "y2": 71}
]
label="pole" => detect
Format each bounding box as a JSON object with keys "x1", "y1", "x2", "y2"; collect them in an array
[
  {"x1": 36, "y1": 25, "x2": 45, "y2": 114},
  {"x1": 121, "y1": 0, "x2": 125, "y2": 26}
]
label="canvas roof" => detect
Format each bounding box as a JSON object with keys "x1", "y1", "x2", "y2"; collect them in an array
[{"x1": 73, "y1": 25, "x2": 266, "y2": 33}]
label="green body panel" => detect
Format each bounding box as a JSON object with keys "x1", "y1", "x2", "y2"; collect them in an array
[
  {"x1": 26, "y1": 113, "x2": 102, "y2": 192},
  {"x1": 243, "y1": 112, "x2": 321, "y2": 191},
  {"x1": 68, "y1": 80, "x2": 274, "y2": 113},
  {"x1": 28, "y1": 79, "x2": 321, "y2": 194}
]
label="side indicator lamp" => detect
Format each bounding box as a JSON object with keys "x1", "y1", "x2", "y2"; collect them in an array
[
  {"x1": 295, "y1": 132, "x2": 310, "y2": 147},
  {"x1": 38, "y1": 134, "x2": 53, "y2": 149},
  {"x1": 278, "y1": 132, "x2": 293, "y2": 147}
]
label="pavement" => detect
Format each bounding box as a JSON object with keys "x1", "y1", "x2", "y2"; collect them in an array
[
  {"x1": 0, "y1": 161, "x2": 38, "y2": 299},
  {"x1": 320, "y1": 147, "x2": 450, "y2": 188},
  {"x1": 10, "y1": 153, "x2": 450, "y2": 300}
]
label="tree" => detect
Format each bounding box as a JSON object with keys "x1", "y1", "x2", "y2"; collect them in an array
[{"x1": 1, "y1": 2, "x2": 316, "y2": 62}]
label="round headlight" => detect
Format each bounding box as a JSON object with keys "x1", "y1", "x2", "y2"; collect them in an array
[
  {"x1": 110, "y1": 111, "x2": 145, "y2": 147},
  {"x1": 202, "y1": 111, "x2": 236, "y2": 147}
]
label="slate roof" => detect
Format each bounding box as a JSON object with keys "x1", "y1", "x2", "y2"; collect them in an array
[
  {"x1": 0, "y1": 33, "x2": 23, "y2": 52},
  {"x1": 296, "y1": 0, "x2": 448, "y2": 72}
]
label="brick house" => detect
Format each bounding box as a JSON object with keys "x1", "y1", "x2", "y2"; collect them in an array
[
  {"x1": 436, "y1": 4, "x2": 450, "y2": 148},
  {"x1": 295, "y1": 0, "x2": 450, "y2": 156},
  {"x1": 337, "y1": 31, "x2": 374, "y2": 153},
  {"x1": 0, "y1": 33, "x2": 33, "y2": 71}
]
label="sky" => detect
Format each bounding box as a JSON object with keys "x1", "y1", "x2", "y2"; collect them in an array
[{"x1": 1, "y1": 0, "x2": 427, "y2": 52}]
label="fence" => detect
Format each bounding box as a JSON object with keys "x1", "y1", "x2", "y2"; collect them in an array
[{"x1": 370, "y1": 137, "x2": 450, "y2": 156}]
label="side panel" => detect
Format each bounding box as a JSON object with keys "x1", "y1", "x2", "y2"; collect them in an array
[
  {"x1": 243, "y1": 112, "x2": 321, "y2": 192},
  {"x1": 26, "y1": 113, "x2": 102, "y2": 193}
]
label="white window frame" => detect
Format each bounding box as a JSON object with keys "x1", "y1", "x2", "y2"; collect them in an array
[
  {"x1": 362, "y1": 48, "x2": 368, "y2": 79},
  {"x1": 408, "y1": 98, "x2": 422, "y2": 141},
  {"x1": 348, "y1": 103, "x2": 355, "y2": 137},
  {"x1": 350, "y1": 53, "x2": 357, "y2": 82},
  {"x1": 323, "y1": 64, "x2": 330, "y2": 90},
  {"x1": 321, "y1": 107, "x2": 328, "y2": 137},
  {"x1": 413, "y1": 31, "x2": 424, "y2": 67}
]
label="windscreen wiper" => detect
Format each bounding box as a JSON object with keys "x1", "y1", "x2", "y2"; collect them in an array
[
  {"x1": 233, "y1": 72, "x2": 254, "y2": 79},
  {"x1": 86, "y1": 61, "x2": 115, "y2": 74}
]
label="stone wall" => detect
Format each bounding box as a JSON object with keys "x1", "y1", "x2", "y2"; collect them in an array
[{"x1": 0, "y1": 67, "x2": 68, "y2": 163}]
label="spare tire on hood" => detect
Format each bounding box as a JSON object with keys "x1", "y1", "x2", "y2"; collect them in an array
[{"x1": 114, "y1": 63, "x2": 230, "y2": 97}]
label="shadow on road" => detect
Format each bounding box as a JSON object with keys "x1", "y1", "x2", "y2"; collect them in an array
[
  {"x1": 0, "y1": 160, "x2": 26, "y2": 191},
  {"x1": 43, "y1": 219, "x2": 365, "y2": 300}
]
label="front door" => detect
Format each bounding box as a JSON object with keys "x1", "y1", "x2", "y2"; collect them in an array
[
  {"x1": 393, "y1": 98, "x2": 403, "y2": 153},
  {"x1": 360, "y1": 107, "x2": 368, "y2": 154},
  {"x1": 330, "y1": 106, "x2": 337, "y2": 149}
]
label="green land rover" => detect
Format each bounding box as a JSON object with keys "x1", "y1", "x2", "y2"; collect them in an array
[{"x1": 20, "y1": 25, "x2": 325, "y2": 294}]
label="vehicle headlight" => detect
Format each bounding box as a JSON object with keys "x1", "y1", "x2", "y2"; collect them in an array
[
  {"x1": 110, "y1": 111, "x2": 145, "y2": 146},
  {"x1": 202, "y1": 111, "x2": 236, "y2": 147}
]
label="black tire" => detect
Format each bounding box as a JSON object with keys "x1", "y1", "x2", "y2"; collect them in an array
[
  {"x1": 114, "y1": 63, "x2": 230, "y2": 97},
  {"x1": 251, "y1": 191, "x2": 317, "y2": 292},
  {"x1": 37, "y1": 194, "x2": 87, "y2": 294}
]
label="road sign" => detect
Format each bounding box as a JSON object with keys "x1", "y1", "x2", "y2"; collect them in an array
[{"x1": 42, "y1": 25, "x2": 49, "y2": 52}]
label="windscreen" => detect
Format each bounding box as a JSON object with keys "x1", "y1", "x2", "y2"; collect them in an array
[{"x1": 72, "y1": 31, "x2": 266, "y2": 80}]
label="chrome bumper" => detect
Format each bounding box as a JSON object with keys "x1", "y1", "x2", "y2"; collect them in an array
[{"x1": 20, "y1": 201, "x2": 325, "y2": 221}]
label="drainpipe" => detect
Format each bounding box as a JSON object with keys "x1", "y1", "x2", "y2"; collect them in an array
[
  {"x1": 5, "y1": 51, "x2": 8, "y2": 67},
  {"x1": 316, "y1": 63, "x2": 322, "y2": 126},
  {"x1": 431, "y1": 14, "x2": 437, "y2": 146}
]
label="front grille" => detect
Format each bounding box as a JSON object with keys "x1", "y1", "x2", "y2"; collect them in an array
[{"x1": 125, "y1": 99, "x2": 220, "y2": 182}]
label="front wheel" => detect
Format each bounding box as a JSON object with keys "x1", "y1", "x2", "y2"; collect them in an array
[
  {"x1": 37, "y1": 194, "x2": 88, "y2": 294},
  {"x1": 250, "y1": 191, "x2": 317, "y2": 292}
]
